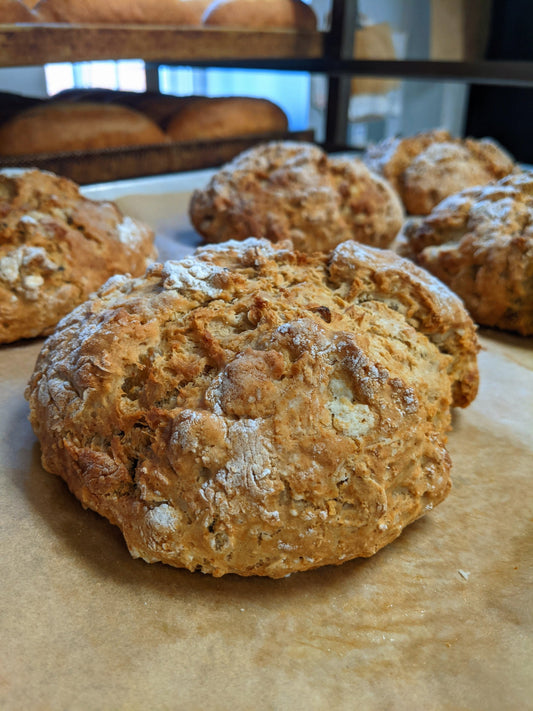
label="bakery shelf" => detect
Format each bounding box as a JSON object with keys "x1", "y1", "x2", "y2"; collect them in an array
[
  {"x1": 3, "y1": 24, "x2": 531, "y2": 88},
  {"x1": 0, "y1": 129, "x2": 314, "y2": 185},
  {"x1": 2, "y1": 2, "x2": 532, "y2": 154},
  {"x1": 0, "y1": 24, "x2": 323, "y2": 67},
  {"x1": 175, "y1": 57, "x2": 533, "y2": 88}
]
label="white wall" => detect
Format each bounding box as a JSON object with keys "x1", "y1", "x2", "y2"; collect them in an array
[{"x1": 0, "y1": 66, "x2": 48, "y2": 97}]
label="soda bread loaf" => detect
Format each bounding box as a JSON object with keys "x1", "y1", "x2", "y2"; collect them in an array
[
  {"x1": 399, "y1": 172, "x2": 533, "y2": 335},
  {"x1": 189, "y1": 141, "x2": 404, "y2": 252},
  {"x1": 165, "y1": 97, "x2": 288, "y2": 141},
  {"x1": 26, "y1": 238, "x2": 479, "y2": 578},
  {"x1": 202, "y1": 0, "x2": 317, "y2": 30},
  {"x1": 364, "y1": 129, "x2": 515, "y2": 215},
  {"x1": 34, "y1": 0, "x2": 211, "y2": 24},
  {"x1": 0, "y1": 168, "x2": 156, "y2": 343},
  {"x1": 0, "y1": 102, "x2": 170, "y2": 156}
]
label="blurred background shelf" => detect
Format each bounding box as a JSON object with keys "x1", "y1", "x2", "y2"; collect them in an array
[
  {"x1": 0, "y1": 25, "x2": 324, "y2": 66},
  {"x1": 1, "y1": 0, "x2": 532, "y2": 171}
]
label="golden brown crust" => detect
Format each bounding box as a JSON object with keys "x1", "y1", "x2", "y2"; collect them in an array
[
  {"x1": 189, "y1": 141, "x2": 404, "y2": 252},
  {"x1": 365, "y1": 130, "x2": 450, "y2": 197},
  {"x1": 0, "y1": 102, "x2": 170, "y2": 156},
  {"x1": 129, "y1": 93, "x2": 204, "y2": 127},
  {"x1": 34, "y1": 0, "x2": 210, "y2": 24},
  {"x1": 165, "y1": 97, "x2": 288, "y2": 141},
  {"x1": 365, "y1": 130, "x2": 515, "y2": 215},
  {"x1": 202, "y1": 0, "x2": 317, "y2": 30},
  {"x1": 0, "y1": 168, "x2": 157, "y2": 343},
  {"x1": 0, "y1": 0, "x2": 36, "y2": 21},
  {"x1": 26, "y1": 238, "x2": 479, "y2": 577},
  {"x1": 399, "y1": 172, "x2": 533, "y2": 335}
]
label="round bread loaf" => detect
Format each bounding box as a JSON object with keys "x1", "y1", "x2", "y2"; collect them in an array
[
  {"x1": 46, "y1": 89, "x2": 197, "y2": 128},
  {"x1": 34, "y1": 0, "x2": 210, "y2": 24},
  {"x1": 364, "y1": 129, "x2": 515, "y2": 215},
  {"x1": 189, "y1": 141, "x2": 404, "y2": 252},
  {"x1": 0, "y1": 168, "x2": 157, "y2": 343},
  {"x1": 0, "y1": 102, "x2": 170, "y2": 156},
  {"x1": 202, "y1": 0, "x2": 317, "y2": 30},
  {"x1": 165, "y1": 97, "x2": 288, "y2": 141},
  {"x1": 399, "y1": 171, "x2": 533, "y2": 335},
  {"x1": 26, "y1": 238, "x2": 479, "y2": 578},
  {"x1": 0, "y1": 0, "x2": 35, "y2": 20}
]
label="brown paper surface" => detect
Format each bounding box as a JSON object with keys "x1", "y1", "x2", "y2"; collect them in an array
[{"x1": 1, "y1": 184, "x2": 532, "y2": 711}]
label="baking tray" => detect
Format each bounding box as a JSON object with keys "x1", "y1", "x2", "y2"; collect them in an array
[
  {"x1": 0, "y1": 130, "x2": 314, "y2": 185},
  {"x1": 1, "y1": 173, "x2": 532, "y2": 711}
]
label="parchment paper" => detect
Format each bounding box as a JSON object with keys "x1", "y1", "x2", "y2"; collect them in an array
[{"x1": 1, "y1": 177, "x2": 532, "y2": 711}]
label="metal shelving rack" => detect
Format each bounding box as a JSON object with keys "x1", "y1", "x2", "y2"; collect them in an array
[{"x1": 1, "y1": 0, "x2": 533, "y2": 152}]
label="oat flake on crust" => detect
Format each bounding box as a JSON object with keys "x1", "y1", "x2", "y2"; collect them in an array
[{"x1": 26, "y1": 238, "x2": 479, "y2": 577}]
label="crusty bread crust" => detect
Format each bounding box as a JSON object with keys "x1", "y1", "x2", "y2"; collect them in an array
[
  {"x1": 26, "y1": 238, "x2": 479, "y2": 577},
  {"x1": 202, "y1": 0, "x2": 317, "y2": 30},
  {"x1": 0, "y1": 102, "x2": 169, "y2": 156},
  {"x1": 399, "y1": 172, "x2": 533, "y2": 335},
  {"x1": 165, "y1": 97, "x2": 288, "y2": 141},
  {"x1": 189, "y1": 141, "x2": 404, "y2": 252},
  {"x1": 365, "y1": 130, "x2": 515, "y2": 215},
  {"x1": 0, "y1": 168, "x2": 157, "y2": 343},
  {"x1": 34, "y1": 0, "x2": 210, "y2": 24}
]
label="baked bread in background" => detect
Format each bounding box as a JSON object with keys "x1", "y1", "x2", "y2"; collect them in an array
[
  {"x1": 48, "y1": 87, "x2": 143, "y2": 105},
  {"x1": 0, "y1": 101, "x2": 170, "y2": 155},
  {"x1": 128, "y1": 93, "x2": 203, "y2": 127},
  {"x1": 0, "y1": 91, "x2": 291, "y2": 153},
  {"x1": 34, "y1": 0, "x2": 211, "y2": 24},
  {"x1": 364, "y1": 129, "x2": 515, "y2": 215},
  {"x1": 398, "y1": 171, "x2": 533, "y2": 336},
  {"x1": 46, "y1": 89, "x2": 200, "y2": 128},
  {"x1": 26, "y1": 237, "x2": 479, "y2": 578},
  {"x1": 165, "y1": 96, "x2": 288, "y2": 141},
  {"x1": 202, "y1": 0, "x2": 317, "y2": 30},
  {"x1": 0, "y1": 0, "x2": 36, "y2": 21},
  {"x1": 0, "y1": 168, "x2": 156, "y2": 343},
  {"x1": 189, "y1": 141, "x2": 404, "y2": 252}
]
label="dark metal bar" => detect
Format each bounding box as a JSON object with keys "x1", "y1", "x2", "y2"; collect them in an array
[
  {"x1": 172, "y1": 58, "x2": 533, "y2": 88},
  {"x1": 324, "y1": 0, "x2": 359, "y2": 147},
  {"x1": 144, "y1": 62, "x2": 160, "y2": 92}
]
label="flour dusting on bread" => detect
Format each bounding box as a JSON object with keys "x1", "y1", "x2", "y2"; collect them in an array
[{"x1": 26, "y1": 238, "x2": 479, "y2": 577}]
